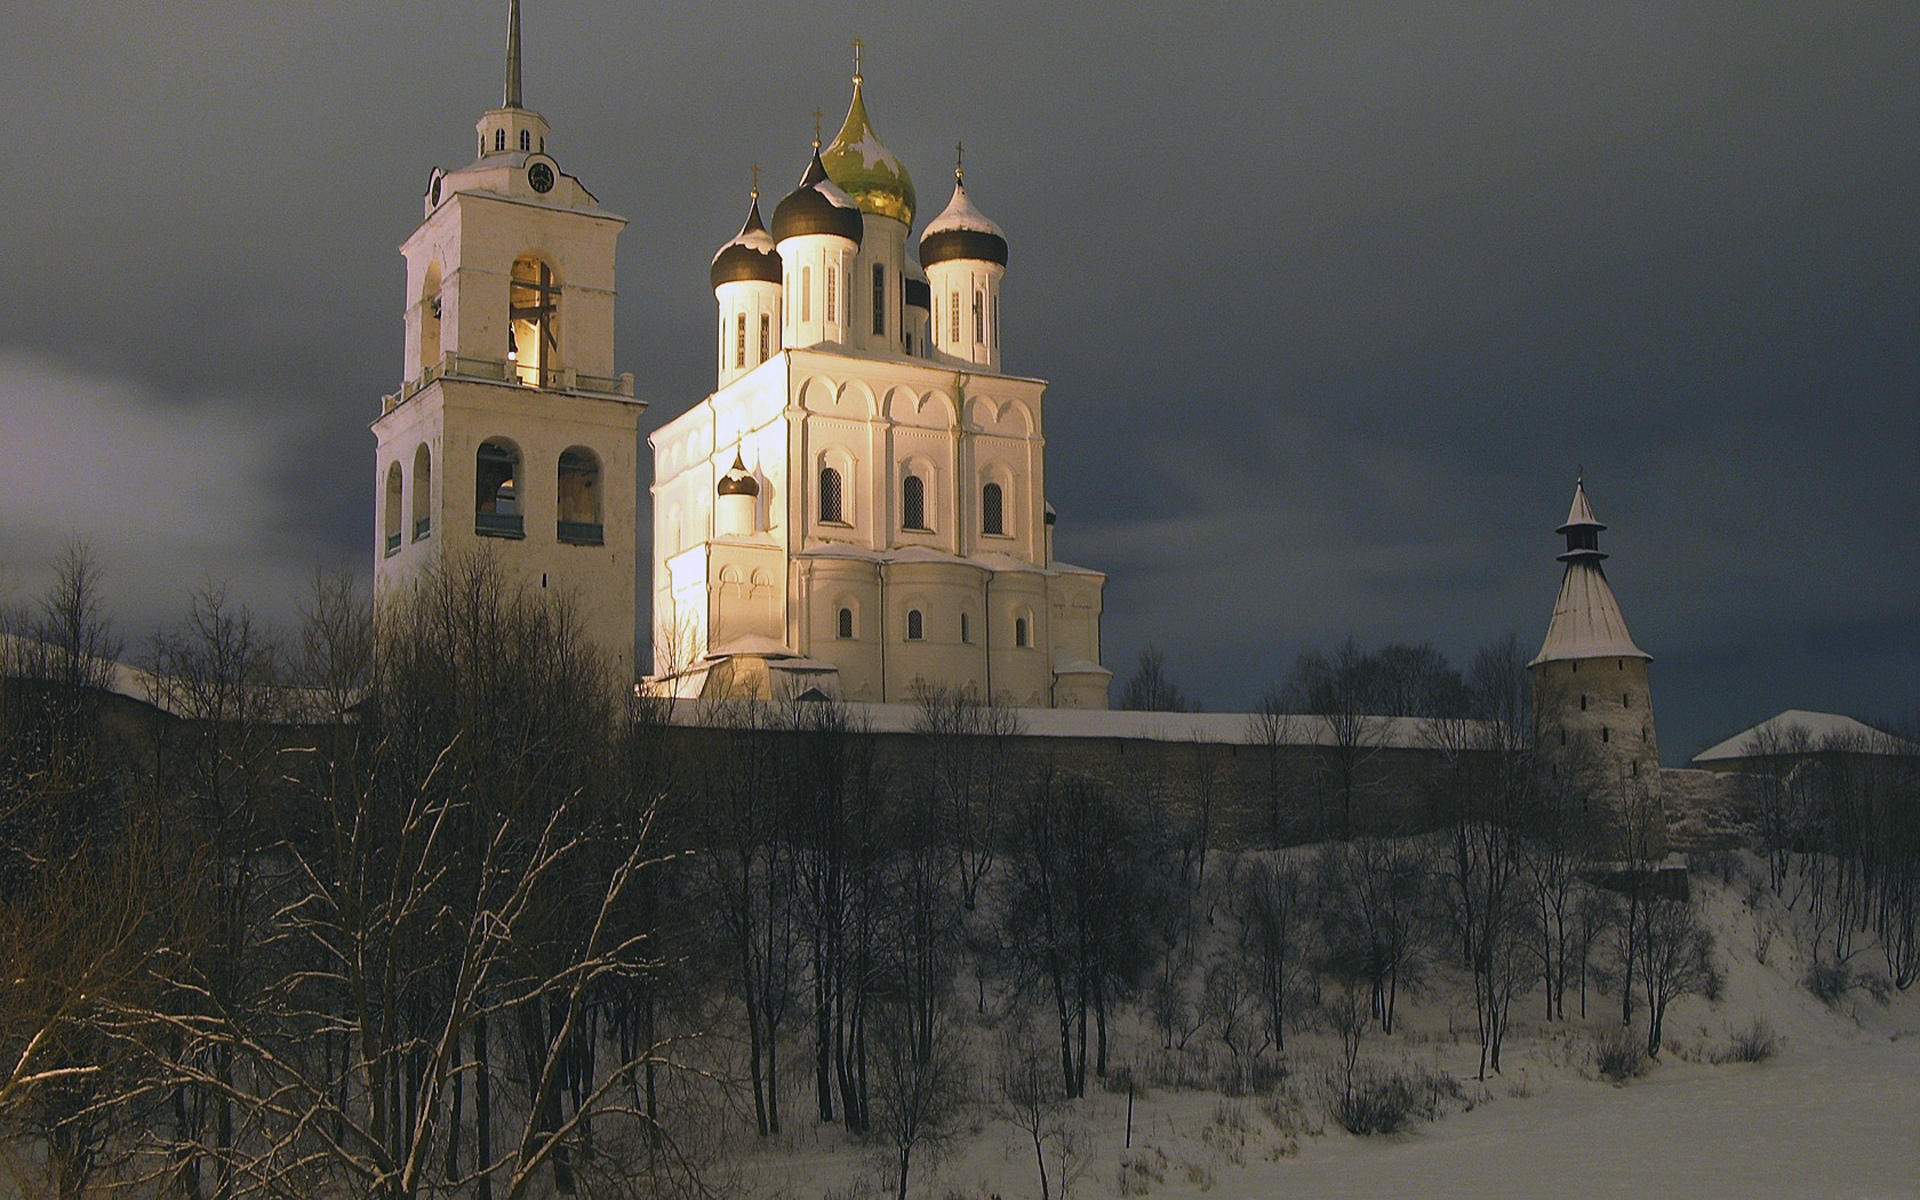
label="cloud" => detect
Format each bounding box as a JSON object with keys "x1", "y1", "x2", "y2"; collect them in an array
[{"x1": 0, "y1": 350, "x2": 334, "y2": 641}]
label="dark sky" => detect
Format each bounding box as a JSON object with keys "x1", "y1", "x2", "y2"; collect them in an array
[{"x1": 2, "y1": 2, "x2": 1915, "y2": 762}]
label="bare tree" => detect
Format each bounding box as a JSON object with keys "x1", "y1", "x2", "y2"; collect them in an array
[
  {"x1": 1117, "y1": 645, "x2": 1194, "y2": 713},
  {"x1": 989, "y1": 1015, "x2": 1072, "y2": 1200},
  {"x1": 868, "y1": 1001, "x2": 966, "y2": 1200},
  {"x1": 1637, "y1": 897, "x2": 1719, "y2": 1057}
]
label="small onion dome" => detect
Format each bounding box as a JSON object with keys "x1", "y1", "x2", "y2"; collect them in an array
[
  {"x1": 710, "y1": 193, "x2": 782, "y2": 289},
  {"x1": 920, "y1": 175, "x2": 1008, "y2": 268},
  {"x1": 903, "y1": 256, "x2": 931, "y2": 311},
  {"x1": 821, "y1": 77, "x2": 916, "y2": 226},
  {"x1": 716, "y1": 454, "x2": 760, "y2": 497},
  {"x1": 771, "y1": 150, "x2": 864, "y2": 245}
]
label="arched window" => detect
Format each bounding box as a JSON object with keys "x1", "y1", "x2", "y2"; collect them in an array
[
  {"x1": 982, "y1": 482, "x2": 1005, "y2": 536},
  {"x1": 819, "y1": 466, "x2": 845, "y2": 524},
  {"x1": 1015, "y1": 616, "x2": 1029, "y2": 647},
  {"x1": 759, "y1": 314, "x2": 771, "y2": 362},
  {"x1": 960, "y1": 613, "x2": 970, "y2": 643},
  {"x1": 902, "y1": 474, "x2": 927, "y2": 531},
  {"x1": 826, "y1": 265, "x2": 837, "y2": 323},
  {"x1": 838, "y1": 607, "x2": 855, "y2": 639},
  {"x1": 950, "y1": 292, "x2": 960, "y2": 343},
  {"x1": 802, "y1": 266, "x2": 811, "y2": 322},
  {"x1": 872, "y1": 264, "x2": 886, "y2": 336},
  {"x1": 411, "y1": 444, "x2": 432, "y2": 540},
  {"x1": 557, "y1": 448, "x2": 602, "y2": 544},
  {"x1": 510, "y1": 256, "x2": 559, "y2": 386},
  {"x1": 494, "y1": 129, "x2": 506, "y2": 151},
  {"x1": 475, "y1": 439, "x2": 523, "y2": 537},
  {"x1": 906, "y1": 609, "x2": 924, "y2": 641},
  {"x1": 519, "y1": 129, "x2": 530, "y2": 151},
  {"x1": 973, "y1": 290, "x2": 984, "y2": 342},
  {"x1": 735, "y1": 314, "x2": 747, "y2": 368},
  {"x1": 383, "y1": 463, "x2": 403, "y2": 556}
]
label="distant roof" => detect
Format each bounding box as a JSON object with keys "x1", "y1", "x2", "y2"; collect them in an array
[
  {"x1": 1693, "y1": 710, "x2": 1919, "y2": 762},
  {"x1": 662, "y1": 697, "x2": 1505, "y2": 750}
]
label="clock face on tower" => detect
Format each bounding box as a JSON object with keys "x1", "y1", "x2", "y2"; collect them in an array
[{"x1": 527, "y1": 161, "x2": 555, "y2": 194}]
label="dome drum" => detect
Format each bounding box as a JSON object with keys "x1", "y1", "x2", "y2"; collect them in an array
[{"x1": 920, "y1": 227, "x2": 1008, "y2": 268}]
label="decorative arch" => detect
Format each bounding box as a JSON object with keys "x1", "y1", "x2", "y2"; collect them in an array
[
  {"x1": 475, "y1": 438, "x2": 523, "y2": 537},
  {"x1": 557, "y1": 447, "x2": 602, "y2": 544},
  {"x1": 885, "y1": 386, "x2": 956, "y2": 428},
  {"x1": 410, "y1": 444, "x2": 432, "y2": 540}
]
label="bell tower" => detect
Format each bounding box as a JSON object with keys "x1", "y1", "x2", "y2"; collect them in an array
[{"x1": 372, "y1": 0, "x2": 644, "y2": 680}]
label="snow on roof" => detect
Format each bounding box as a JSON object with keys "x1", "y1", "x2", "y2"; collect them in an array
[
  {"x1": 661, "y1": 696, "x2": 1502, "y2": 750},
  {"x1": 923, "y1": 180, "x2": 1004, "y2": 239},
  {"x1": 1559, "y1": 479, "x2": 1604, "y2": 531},
  {"x1": 1528, "y1": 560, "x2": 1649, "y2": 666},
  {"x1": 1692, "y1": 710, "x2": 1919, "y2": 762}
]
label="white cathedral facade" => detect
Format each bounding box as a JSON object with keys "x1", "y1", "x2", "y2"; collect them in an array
[
  {"x1": 372, "y1": 7, "x2": 1110, "y2": 708},
  {"x1": 648, "y1": 72, "x2": 1110, "y2": 707}
]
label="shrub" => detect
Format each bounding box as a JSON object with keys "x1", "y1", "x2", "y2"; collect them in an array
[
  {"x1": 1714, "y1": 1017, "x2": 1778, "y2": 1064},
  {"x1": 1805, "y1": 962, "x2": 1853, "y2": 1006},
  {"x1": 1325, "y1": 1062, "x2": 1463, "y2": 1136},
  {"x1": 1593, "y1": 1030, "x2": 1648, "y2": 1082}
]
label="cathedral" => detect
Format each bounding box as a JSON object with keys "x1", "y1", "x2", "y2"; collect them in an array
[
  {"x1": 647, "y1": 62, "x2": 1110, "y2": 706},
  {"x1": 372, "y1": 2, "x2": 1109, "y2": 707}
]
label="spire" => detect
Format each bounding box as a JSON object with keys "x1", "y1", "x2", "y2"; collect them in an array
[
  {"x1": 504, "y1": 0, "x2": 523, "y2": 109},
  {"x1": 821, "y1": 51, "x2": 916, "y2": 225},
  {"x1": 1556, "y1": 473, "x2": 1607, "y2": 562}
]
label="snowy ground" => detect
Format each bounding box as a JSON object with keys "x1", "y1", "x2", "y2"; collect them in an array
[{"x1": 748, "y1": 865, "x2": 1920, "y2": 1200}]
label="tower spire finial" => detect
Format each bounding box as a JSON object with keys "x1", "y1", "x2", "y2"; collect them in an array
[
  {"x1": 750, "y1": 163, "x2": 760, "y2": 202},
  {"x1": 955, "y1": 140, "x2": 964, "y2": 184},
  {"x1": 504, "y1": 0, "x2": 523, "y2": 109},
  {"x1": 812, "y1": 109, "x2": 823, "y2": 151},
  {"x1": 852, "y1": 36, "x2": 864, "y2": 85}
]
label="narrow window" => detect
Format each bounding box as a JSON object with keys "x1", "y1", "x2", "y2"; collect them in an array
[
  {"x1": 838, "y1": 607, "x2": 855, "y2": 639},
  {"x1": 1571, "y1": 661, "x2": 1579, "y2": 674},
  {"x1": 759, "y1": 314, "x2": 771, "y2": 362},
  {"x1": 383, "y1": 463, "x2": 403, "y2": 556},
  {"x1": 1623, "y1": 693, "x2": 1631, "y2": 708},
  {"x1": 557, "y1": 448, "x2": 603, "y2": 544},
  {"x1": 519, "y1": 129, "x2": 530, "y2": 151},
  {"x1": 950, "y1": 292, "x2": 960, "y2": 343},
  {"x1": 1631, "y1": 760, "x2": 1638, "y2": 777},
  {"x1": 960, "y1": 613, "x2": 971, "y2": 643},
  {"x1": 1601, "y1": 727, "x2": 1610, "y2": 744},
  {"x1": 906, "y1": 609, "x2": 924, "y2": 641},
  {"x1": 872, "y1": 264, "x2": 886, "y2": 336},
  {"x1": 802, "y1": 266, "x2": 811, "y2": 322},
  {"x1": 826, "y1": 266, "x2": 836, "y2": 323},
  {"x1": 411, "y1": 444, "x2": 432, "y2": 541},
  {"x1": 981, "y1": 482, "x2": 1004, "y2": 535},
  {"x1": 902, "y1": 474, "x2": 927, "y2": 530},
  {"x1": 1015, "y1": 616, "x2": 1029, "y2": 647},
  {"x1": 735, "y1": 314, "x2": 746, "y2": 368},
  {"x1": 973, "y1": 290, "x2": 983, "y2": 342},
  {"x1": 819, "y1": 466, "x2": 844, "y2": 524},
  {"x1": 1579, "y1": 694, "x2": 1588, "y2": 711},
  {"x1": 991, "y1": 294, "x2": 999, "y2": 347},
  {"x1": 494, "y1": 129, "x2": 506, "y2": 151},
  {"x1": 1559, "y1": 729, "x2": 1568, "y2": 746},
  {"x1": 1617, "y1": 659, "x2": 1624, "y2": 671}
]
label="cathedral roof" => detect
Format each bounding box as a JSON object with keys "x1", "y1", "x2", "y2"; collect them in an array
[
  {"x1": 771, "y1": 149, "x2": 865, "y2": 245},
  {"x1": 716, "y1": 453, "x2": 760, "y2": 496},
  {"x1": 821, "y1": 77, "x2": 916, "y2": 226},
  {"x1": 920, "y1": 175, "x2": 1008, "y2": 267},
  {"x1": 710, "y1": 193, "x2": 782, "y2": 288}
]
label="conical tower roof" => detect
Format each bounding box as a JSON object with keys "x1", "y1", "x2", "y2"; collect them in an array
[
  {"x1": 1529, "y1": 477, "x2": 1650, "y2": 666},
  {"x1": 821, "y1": 74, "x2": 916, "y2": 226}
]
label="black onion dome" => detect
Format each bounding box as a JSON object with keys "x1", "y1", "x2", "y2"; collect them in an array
[
  {"x1": 716, "y1": 454, "x2": 760, "y2": 497},
  {"x1": 771, "y1": 151, "x2": 864, "y2": 245},
  {"x1": 710, "y1": 195, "x2": 782, "y2": 289},
  {"x1": 919, "y1": 178, "x2": 1008, "y2": 267}
]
